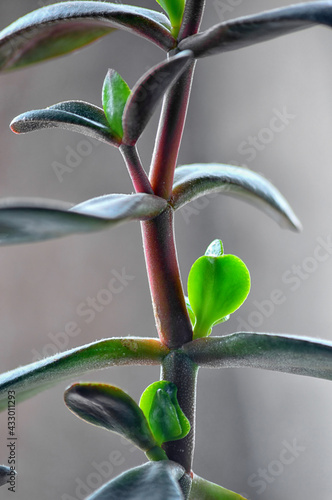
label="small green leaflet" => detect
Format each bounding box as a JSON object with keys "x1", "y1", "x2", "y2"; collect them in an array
[{"x1": 102, "y1": 69, "x2": 131, "y2": 141}]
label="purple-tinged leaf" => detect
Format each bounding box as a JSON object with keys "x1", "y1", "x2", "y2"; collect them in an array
[
  {"x1": 10, "y1": 100, "x2": 120, "y2": 146},
  {"x1": 190, "y1": 474, "x2": 246, "y2": 499},
  {"x1": 171, "y1": 164, "x2": 301, "y2": 232},
  {"x1": 0, "y1": 337, "x2": 169, "y2": 412},
  {"x1": 0, "y1": 2, "x2": 174, "y2": 72},
  {"x1": 123, "y1": 50, "x2": 193, "y2": 146},
  {"x1": 179, "y1": 2, "x2": 332, "y2": 58},
  {"x1": 64, "y1": 383, "x2": 158, "y2": 452},
  {"x1": 0, "y1": 194, "x2": 167, "y2": 245},
  {"x1": 184, "y1": 333, "x2": 332, "y2": 381},
  {"x1": 86, "y1": 461, "x2": 185, "y2": 500}
]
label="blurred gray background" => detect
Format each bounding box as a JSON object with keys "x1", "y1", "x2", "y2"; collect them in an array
[{"x1": 1, "y1": 0, "x2": 332, "y2": 498}]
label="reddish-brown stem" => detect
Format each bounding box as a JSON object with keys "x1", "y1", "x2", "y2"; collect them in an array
[
  {"x1": 141, "y1": 206, "x2": 193, "y2": 349},
  {"x1": 120, "y1": 144, "x2": 154, "y2": 194},
  {"x1": 149, "y1": 62, "x2": 196, "y2": 200}
]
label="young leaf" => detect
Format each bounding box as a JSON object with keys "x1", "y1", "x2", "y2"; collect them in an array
[
  {"x1": 139, "y1": 381, "x2": 190, "y2": 446},
  {"x1": 122, "y1": 50, "x2": 193, "y2": 145},
  {"x1": 190, "y1": 474, "x2": 247, "y2": 500},
  {"x1": 178, "y1": 2, "x2": 332, "y2": 58},
  {"x1": 187, "y1": 240, "x2": 250, "y2": 338},
  {"x1": 183, "y1": 333, "x2": 332, "y2": 382},
  {"x1": 171, "y1": 164, "x2": 301, "y2": 232},
  {"x1": 155, "y1": 0, "x2": 185, "y2": 37},
  {"x1": 102, "y1": 70, "x2": 131, "y2": 141},
  {"x1": 0, "y1": 2, "x2": 174, "y2": 72},
  {"x1": 64, "y1": 383, "x2": 158, "y2": 452},
  {"x1": 0, "y1": 337, "x2": 169, "y2": 412},
  {"x1": 0, "y1": 194, "x2": 167, "y2": 245},
  {"x1": 10, "y1": 100, "x2": 120, "y2": 146},
  {"x1": 86, "y1": 461, "x2": 185, "y2": 500}
]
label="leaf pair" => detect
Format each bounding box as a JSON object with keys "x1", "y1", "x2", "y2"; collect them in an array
[
  {"x1": 187, "y1": 240, "x2": 250, "y2": 339},
  {"x1": 64, "y1": 380, "x2": 190, "y2": 455},
  {"x1": 10, "y1": 49, "x2": 193, "y2": 148}
]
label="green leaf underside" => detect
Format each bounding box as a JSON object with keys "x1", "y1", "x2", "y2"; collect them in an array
[
  {"x1": 171, "y1": 164, "x2": 301, "y2": 232},
  {"x1": 64, "y1": 383, "x2": 157, "y2": 451},
  {"x1": 123, "y1": 50, "x2": 193, "y2": 145},
  {"x1": 11, "y1": 101, "x2": 119, "y2": 146},
  {"x1": 0, "y1": 194, "x2": 167, "y2": 245},
  {"x1": 188, "y1": 254, "x2": 250, "y2": 338},
  {"x1": 139, "y1": 381, "x2": 190, "y2": 445},
  {"x1": 86, "y1": 461, "x2": 185, "y2": 500},
  {"x1": 0, "y1": 2, "x2": 174, "y2": 72},
  {"x1": 178, "y1": 2, "x2": 332, "y2": 58},
  {"x1": 0, "y1": 337, "x2": 169, "y2": 412},
  {"x1": 184, "y1": 333, "x2": 332, "y2": 382},
  {"x1": 190, "y1": 474, "x2": 247, "y2": 500},
  {"x1": 103, "y1": 70, "x2": 131, "y2": 140}
]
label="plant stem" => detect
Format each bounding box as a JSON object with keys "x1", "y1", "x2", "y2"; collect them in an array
[
  {"x1": 120, "y1": 144, "x2": 154, "y2": 194},
  {"x1": 141, "y1": 206, "x2": 192, "y2": 349},
  {"x1": 161, "y1": 351, "x2": 198, "y2": 486},
  {"x1": 178, "y1": 0, "x2": 206, "y2": 41},
  {"x1": 149, "y1": 62, "x2": 196, "y2": 200}
]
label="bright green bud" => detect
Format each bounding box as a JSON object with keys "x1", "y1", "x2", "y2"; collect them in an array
[
  {"x1": 139, "y1": 381, "x2": 190, "y2": 446},
  {"x1": 188, "y1": 239, "x2": 250, "y2": 339}
]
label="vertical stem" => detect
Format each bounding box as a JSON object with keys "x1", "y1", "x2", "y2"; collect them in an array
[
  {"x1": 120, "y1": 144, "x2": 154, "y2": 194},
  {"x1": 149, "y1": 62, "x2": 196, "y2": 200},
  {"x1": 161, "y1": 351, "x2": 198, "y2": 476},
  {"x1": 178, "y1": 0, "x2": 206, "y2": 41},
  {"x1": 141, "y1": 206, "x2": 192, "y2": 348}
]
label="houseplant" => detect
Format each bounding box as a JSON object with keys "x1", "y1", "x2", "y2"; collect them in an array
[{"x1": 1, "y1": 0, "x2": 332, "y2": 498}]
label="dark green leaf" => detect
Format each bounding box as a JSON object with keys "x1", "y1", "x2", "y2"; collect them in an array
[
  {"x1": 86, "y1": 461, "x2": 185, "y2": 500},
  {"x1": 187, "y1": 241, "x2": 250, "y2": 339},
  {"x1": 0, "y1": 194, "x2": 167, "y2": 245},
  {"x1": 64, "y1": 383, "x2": 157, "y2": 451},
  {"x1": 11, "y1": 100, "x2": 120, "y2": 146},
  {"x1": 0, "y1": 337, "x2": 169, "y2": 412},
  {"x1": 179, "y1": 2, "x2": 332, "y2": 58},
  {"x1": 0, "y1": 466, "x2": 12, "y2": 487},
  {"x1": 183, "y1": 333, "x2": 332, "y2": 381},
  {"x1": 102, "y1": 70, "x2": 131, "y2": 141},
  {"x1": 0, "y1": 2, "x2": 174, "y2": 72},
  {"x1": 139, "y1": 381, "x2": 190, "y2": 445},
  {"x1": 190, "y1": 474, "x2": 247, "y2": 500},
  {"x1": 171, "y1": 164, "x2": 301, "y2": 232},
  {"x1": 123, "y1": 50, "x2": 193, "y2": 145}
]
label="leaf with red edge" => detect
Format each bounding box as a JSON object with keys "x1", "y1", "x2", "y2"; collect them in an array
[
  {"x1": 123, "y1": 50, "x2": 193, "y2": 145},
  {"x1": 0, "y1": 2, "x2": 174, "y2": 72},
  {"x1": 10, "y1": 100, "x2": 120, "y2": 146}
]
